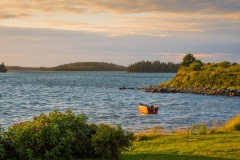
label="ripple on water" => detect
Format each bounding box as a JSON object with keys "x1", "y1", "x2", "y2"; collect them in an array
[{"x1": 1, "y1": 71, "x2": 240, "y2": 132}]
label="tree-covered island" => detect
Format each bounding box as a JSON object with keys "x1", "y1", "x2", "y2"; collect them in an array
[
  {"x1": 7, "y1": 62, "x2": 127, "y2": 71},
  {"x1": 144, "y1": 54, "x2": 240, "y2": 96}
]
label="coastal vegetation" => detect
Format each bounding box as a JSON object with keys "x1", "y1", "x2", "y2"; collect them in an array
[
  {"x1": 144, "y1": 54, "x2": 240, "y2": 96},
  {"x1": 127, "y1": 61, "x2": 178, "y2": 73},
  {"x1": 1, "y1": 112, "x2": 239, "y2": 159},
  {"x1": 7, "y1": 62, "x2": 127, "y2": 71},
  {"x1": 0, "y1": 63, "x2": 7, "y2": 72},
  {"x1": 0, "y1": 110, "x2": 134, "y2": 160}
]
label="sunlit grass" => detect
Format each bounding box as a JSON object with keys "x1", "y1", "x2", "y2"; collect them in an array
[
  {"x1": 122, "y1": 114, "x2": 240, "y2": 160},
  {"x1": 122, "y1": 131, "x2": 240, "y2": 160},
  {"x1": 221, "y1": 114, "x2": 240, "y2": 131}
]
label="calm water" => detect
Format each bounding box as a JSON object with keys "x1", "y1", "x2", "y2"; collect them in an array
[{"x1": 0, "y1": 71, "x2": 239, "y2": 132}]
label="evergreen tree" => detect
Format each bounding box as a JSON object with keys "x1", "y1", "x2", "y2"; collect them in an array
[
  {"x1": 127, "y1": 61, "x2": 178, "y2": 73},
  {"x1": 180, "y1": 53, "x2": 203, "y2": 70},
  {"x1": 0, "y1": 62, "x2": 7, "y2": 72},
  {"x1": 180, "y1": 53, "x2": 196, "y2": 67}
]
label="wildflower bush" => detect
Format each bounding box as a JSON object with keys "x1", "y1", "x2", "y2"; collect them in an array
[{"x1": 2, "y1": 110, "x2": 134, "y2": 160}]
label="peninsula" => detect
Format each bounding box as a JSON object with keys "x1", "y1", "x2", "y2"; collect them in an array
[{"x1": 144, "y1": 54, "x2": 240, "y2": 96}]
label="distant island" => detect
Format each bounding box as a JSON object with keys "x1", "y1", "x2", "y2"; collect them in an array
[
  {"x1": 7, "y1": 61, "x2": 179, "y2": 73},
  {"x1": 7, "y1": 62, "x2": 127, "y2": 71},
  {"x1": 0, "y1": 62, "x2": 7, "y2": 72},
  {"x1": 127, "y1": 61, "x2": 178, "y2": 73},
  {"x1": 144, "y1": 54, "x2": 240, "y2": 96}
]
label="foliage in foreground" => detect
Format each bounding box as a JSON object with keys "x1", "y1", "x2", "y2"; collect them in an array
[
  {"x1": 0, "y1": 110, "x2": 134, "y2": 160},
  {"x1": 161, "y1": 53, "x2": 240, "y2": 90},
  {"x1": 122, "y1": 131, "x2": 240, "y2": 160},
  {"x1": 134, "y1": 114, "x2": 240, "y2": 141}
]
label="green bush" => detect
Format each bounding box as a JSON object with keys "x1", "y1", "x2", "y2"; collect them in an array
[
  {"x1": 3, "y1": 110, "x2": 134, "y2": 160},
  {"x1": 189, "y1": 60, "x2": 203, "y2": 71},
  {"x1": 218, "y1": 61, "x2": 231, "y2": 68},
  {"x1": 92, "y1": 124, "x2": 134, "y2": 160}
]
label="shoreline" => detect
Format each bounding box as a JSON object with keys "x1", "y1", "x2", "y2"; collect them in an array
[{"x1": 143, "y1": 86, "x2": 240, "y2": 97}]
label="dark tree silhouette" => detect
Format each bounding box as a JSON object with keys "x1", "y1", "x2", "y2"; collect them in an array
[
  {"x1": 180, "y1": 53, "x2": 196, "y2": 67},
  {"x1": 0, "y1": 62, "x2": 7, "y2": 72},
  {"x1": 127, "y1": 61, "x2": 179, "y2": 73}
]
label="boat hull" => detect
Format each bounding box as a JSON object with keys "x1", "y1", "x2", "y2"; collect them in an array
[{"x1": 138, "y1": 104, "x2": 159, "y2": 114}]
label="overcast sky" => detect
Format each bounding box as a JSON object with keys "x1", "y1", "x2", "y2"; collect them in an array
[{"x1": 0, "y1": 0, "x2": 240, "y2": 67}]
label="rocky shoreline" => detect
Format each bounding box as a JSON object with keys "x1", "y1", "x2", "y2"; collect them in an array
[{"x1": 142, "y1": 86, "x2": 240, "y2": 97}]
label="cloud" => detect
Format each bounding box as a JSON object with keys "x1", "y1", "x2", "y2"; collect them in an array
[
  {"x1": 0, "y1": 0, "x2": 239, "y2": 37},
  {"x1": 1, "y1": 0, "x2": 240, "y2": 16},
  {"x1": 1, "y1": 0, "x2": 240, "y2": 67},
  {"x1": 0, "y1": 11, "x2": 29, "y2": 19},
  {"x1": 0, "y1": 26, "x2": 239, "y2": 67}
]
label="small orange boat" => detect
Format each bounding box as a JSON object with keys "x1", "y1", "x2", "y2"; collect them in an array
[{"x1": 138, "y1": 103, "x2": 159, "y2": 114}]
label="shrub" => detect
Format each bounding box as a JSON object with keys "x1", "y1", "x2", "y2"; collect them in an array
[
  {"x1": 218, "y1": 61, "x2": 231, "y2": 68},
  {"x1": 92, "y1": 124, "x2": 134, "y2": 160},
  {"x1": 189, "y1": 60, "x2": 203, "y2": 71},
  {"x1": 221, "y1": 114, "x2": 240, "y2": 131},
  {"x1": 187, "y1": 123, "x2": 207, "y2": 135},
  {"x1": 3, "y1": 110, "x2": 134, "y2": 159},
  {"x1": 6, "y1": 110, "x2": 92, "y2": 159}
]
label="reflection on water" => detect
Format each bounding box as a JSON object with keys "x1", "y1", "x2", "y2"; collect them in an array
[{"x1": 0, "y1": 71, "x2": 239, "y2": 132}]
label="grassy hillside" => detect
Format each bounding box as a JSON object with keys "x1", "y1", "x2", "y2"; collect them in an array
[
  {"x1": 162, "y1": 62, "x2": 240, "y2": 90},
  {"x1": 7, "y1": 62, "x2": 127, "y2": 71},
  {"x1": 144, "y1": 54, "x2": 240, "y2": 96}
]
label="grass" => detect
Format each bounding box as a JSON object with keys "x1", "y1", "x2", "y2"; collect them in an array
[
  {"x1": 121, "y1": 114, "x2": 240, "y2": 160},
  {"x1": 121, "y1": 132, "x2": 240, "y2": 160}
]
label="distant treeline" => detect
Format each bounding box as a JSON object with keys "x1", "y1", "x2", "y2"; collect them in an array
[
  {"x1": 7, "y1": 61, "x2": 179, "y2": 72},
  {"x1": 127, "y1": 61, "x2": 179, "y2": 73},
  {"x1": 53, "y1": 62, "x2": 127, "y2": 71},
  {"x1": 7, "y1": 62, "x2": 127, "y2": 71}
]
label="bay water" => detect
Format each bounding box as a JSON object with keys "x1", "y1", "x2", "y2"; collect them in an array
[{"x1": 0, "y1": 71, "x2": 239, "y2": 132}]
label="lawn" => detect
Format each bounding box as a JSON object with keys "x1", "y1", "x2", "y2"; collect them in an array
[{"x1": 121, "y1": 131, "x2": 240, "y2": 160}]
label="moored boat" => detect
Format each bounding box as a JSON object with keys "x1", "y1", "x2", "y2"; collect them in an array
[{"x1": 138, "y1": 103, "x2": 159, "y2": 114}]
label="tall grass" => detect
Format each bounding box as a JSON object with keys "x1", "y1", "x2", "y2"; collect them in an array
[
  {"x1": 221, "y1": 114, "x2": 240, "y2": 131},
  {"x1": 134, "y1": 114, "x2": 240, "y2": 142}
]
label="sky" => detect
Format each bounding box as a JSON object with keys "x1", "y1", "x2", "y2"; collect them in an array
[{"x1": 0, "y1": 0, "x2": 240, "y2": 67}]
